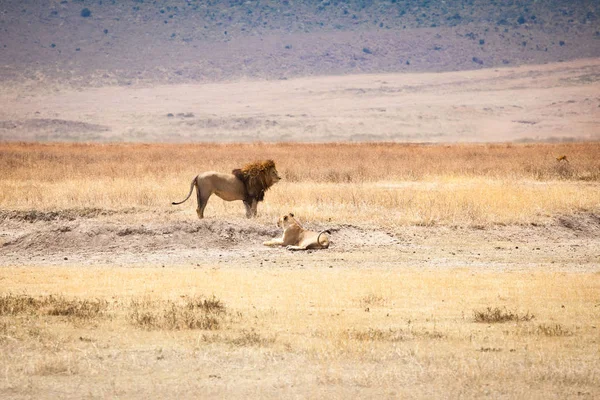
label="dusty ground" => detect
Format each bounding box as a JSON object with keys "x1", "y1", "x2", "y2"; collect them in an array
[{"x1": 1, "y1": 210, "x2": 598, "y2": 272}]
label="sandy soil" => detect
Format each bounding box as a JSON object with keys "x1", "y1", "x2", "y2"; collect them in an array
[
  {"x1": 1, "y1": 58, "x2": 599, "y2": 143},
  {"x1": 1, "y1": 210, "x2": 598, "y2": 272}
]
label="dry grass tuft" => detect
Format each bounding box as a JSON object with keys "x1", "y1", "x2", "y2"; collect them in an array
[
  {"x1": 473, "y1": 307, "x2": 535, "y2": 323},
  {"x1": 535, "y1": 323, "x2": 573, "y2": 337},
  {"x1": 128, "y1": 296, "x2": 225, "y2": 330},
  {"x1": 228, "y1": 329, "x2": 276, "y2": 347},
  {"x1": 346, "y1": 328, "x2": 407, "y2": 342},
  {"x1": 0, "y1": 294, "x2": 107, "y2": 320},
  {"x1": 358, "y1": 294, "x2": 386, "y2": 308}
]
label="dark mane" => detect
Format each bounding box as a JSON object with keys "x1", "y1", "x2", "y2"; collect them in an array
[{"x1": 232, "y1": 160, "x2": 277, "y2": 203}]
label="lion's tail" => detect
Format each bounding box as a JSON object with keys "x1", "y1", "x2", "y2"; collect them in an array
[
  {"x1": 317, "y1": 230, "x2": 331, "y2": 248},
  {"x1": 172, "y1": 176, "x2": 197, "y2": 205}
]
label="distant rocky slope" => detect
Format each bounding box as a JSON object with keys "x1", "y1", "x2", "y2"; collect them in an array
[{"x1": 1, "y1": 0, "x2": 599, "y2": 86}]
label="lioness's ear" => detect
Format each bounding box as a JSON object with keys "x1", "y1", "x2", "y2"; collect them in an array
[
  {"x1": 289, "y1": 213, "x2": 294, "y2": 217},
  {"x1": 283, "y1": 215, "x2": 288, "y2": 221}
]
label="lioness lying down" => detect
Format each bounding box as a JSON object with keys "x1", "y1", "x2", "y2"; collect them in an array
[{"x1": 263, "y1": 213, "x2": 330, "y2": 251}]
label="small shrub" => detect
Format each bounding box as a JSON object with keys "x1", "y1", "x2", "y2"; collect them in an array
[
  {"x1": 80, "y1": 8, "x2": 91, "y2": 18},
  {"x1": 517, "y1": 16, "x2": 526, "y2": 25},
  {"x1": 473, "y1": 307, "x2": 534, "y2": 323},
  {"x1": 362, "y1": 47, "x2": 372, "y2": 54}
]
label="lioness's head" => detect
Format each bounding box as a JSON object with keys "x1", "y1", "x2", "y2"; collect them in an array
[{"x1": 276, "y1": 213, "x2": 297, "y2": 229}]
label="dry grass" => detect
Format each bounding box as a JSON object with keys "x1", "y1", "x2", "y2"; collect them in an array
[
  {"x1": 1, "y1": 142, "x2": 599, "y2": 226},
  {"x1": 473, "y1": 306, "x2": 535, "y2": 323},
  {"x1": 128, "y1": 295, "x2": 225, "y2": 330},
  {"x1": 0, "y1": 267, "x2": 598, "y2": 398},
  {"x1": 0, "y1": 294, "x2": 108, "y2": 320}
]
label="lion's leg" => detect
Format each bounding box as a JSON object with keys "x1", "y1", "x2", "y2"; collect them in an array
[
  {"x1": 250, "y1": 199, "x2": 258, "y2": 218},
  {"x1": 286, "y1": 245, "x2": 308, "y2": 251},
  {"x1": 263, "y1": 237, "x2": 285, "y2": 247},
  {"x1": 243, "y1": 199, "x2": 258, "y2": 218},
  {"x1": 196, "y1": 181, "x2": 211, "y2": 219},
  {"x1": 243, "y1": 200, "x2": 253, "y2": 218}
]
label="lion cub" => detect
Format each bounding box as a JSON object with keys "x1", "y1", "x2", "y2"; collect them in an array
[{"x1": 263, "y1": 213, "x2": 330, "y2": 251}]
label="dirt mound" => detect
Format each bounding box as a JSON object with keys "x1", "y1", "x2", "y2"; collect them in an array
[
  {"x1": 1, "y1": 218, "x2": 280, "y2": 256},
  {"x1": 0, "y1": 212, "x2": 402, "y2": 266},
  {"x1": 0, "y1": 209, "x2": 118, "y2": 222},
  {"x1": 327, "y1": 225, "x2": 398, "y2": 249},
  {"x1": 556, "y1": 212, "x2": 600, "y2": 235}
]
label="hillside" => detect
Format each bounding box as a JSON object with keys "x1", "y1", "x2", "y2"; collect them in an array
[{"x1": 1, "y1": 0, "x2": 599, "y2": 87}]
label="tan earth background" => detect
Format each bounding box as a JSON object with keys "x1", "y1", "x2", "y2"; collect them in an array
[{"x1": 1, "y1": 1, "x2": 599, "y2": 399}]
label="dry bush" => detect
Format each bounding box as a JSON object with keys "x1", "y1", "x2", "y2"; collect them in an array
[
  {"x1": 128, "y1": 296, "x2": 225, "y2": 330},
  {"x1": 473, "y1": 307, "x2": 535, "y2": 323}
]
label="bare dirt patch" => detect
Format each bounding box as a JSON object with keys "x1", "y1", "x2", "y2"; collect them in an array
[{"x1": 1, "y1": 210, "x2": 598, "y2": 272}]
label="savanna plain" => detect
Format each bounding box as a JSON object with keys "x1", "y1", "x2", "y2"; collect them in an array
[{"x1": 1, "y1": 141, "x2": 599, "y2": 399}]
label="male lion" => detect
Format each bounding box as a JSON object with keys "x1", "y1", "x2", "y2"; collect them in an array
[
  {"x1": 263, "y1": 213, "x2": 330, "y2": 251},
  {"x1": 172, "y1": 160, "x2": 281, "y2": 219}
]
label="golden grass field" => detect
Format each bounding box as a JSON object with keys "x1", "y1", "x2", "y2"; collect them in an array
[
  {"x1": 1, "y1": 141, "x2": 599, "y2": 226},
  {"x1": 1, "y1": 141, "x2": 599, "y2": 399}
]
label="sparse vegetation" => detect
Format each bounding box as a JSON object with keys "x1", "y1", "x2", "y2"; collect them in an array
[
  {"x1": 473, "y1": 307, "x2": 534, "y2": 323},
  {"x1": 535, "y1": 323, "x2": 573, "y2": 337},
  {"x1": 0, "y1": 267, "x2": 597, "y2": 398}
]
